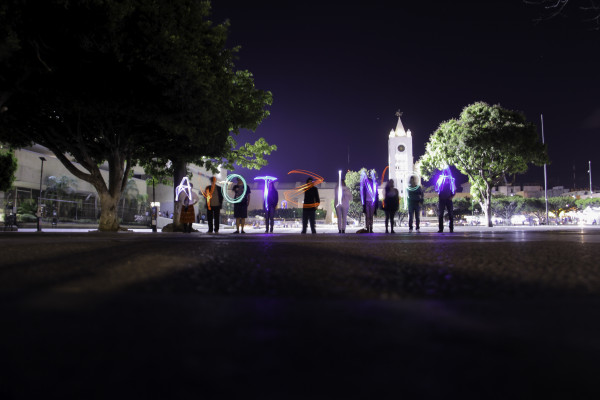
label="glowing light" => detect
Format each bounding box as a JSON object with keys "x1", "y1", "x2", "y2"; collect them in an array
[
  {"x1": 175, "y1": 177, "x2": 193, "y2": 202},
  {"x1": 284, "y1": 170, "x2": 324, "y2": 208},
  {"x1": 360, "y1": 170, "x2": 377, "y2": 206},
  {"x1": 222, "y1": 174, "x2": 248, "y2": 204},
  {"x1": 380, "y1": 166, "x2": 389, "y2": 208},
  {"x1": 255, "y1": 176, "x2": 278, "y2": 210},
  {"x1": 281, "y1": 200, "x2": 288, "y2": 209},
  {"x1": 201, "y1": 177, "x2": 217, "y2": 210},
  {"x1": 337, "y1": 170, "x2": 342, "y2": 207},
  {"x1": 380, "y1": 166, "x2": 389, "y2": 186},
  {"x1": 435, "y1": 166, "x2": 456, "y2": 195}
]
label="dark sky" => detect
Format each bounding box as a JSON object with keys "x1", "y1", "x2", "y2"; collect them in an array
[{"x1": 211, "y1": 0, "x2": 600, "y2": 189}]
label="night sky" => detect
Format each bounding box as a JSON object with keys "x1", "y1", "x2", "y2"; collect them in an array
[{"x1": 211, "y1": 0, "x2": 600, "y2": 189}]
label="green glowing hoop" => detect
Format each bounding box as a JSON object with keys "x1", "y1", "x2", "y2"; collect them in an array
[{"x1": 222, "y1": 174, "x2": 247, "y2": 204}]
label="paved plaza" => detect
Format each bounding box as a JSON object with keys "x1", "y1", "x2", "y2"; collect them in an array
[{"x1": 1, "y1": 226, "x2": 600, "y2": 398}]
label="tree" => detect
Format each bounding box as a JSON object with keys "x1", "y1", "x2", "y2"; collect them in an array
[
  {"x1": 419, "y1": 102, "x2": 548, "y2": 227},
  {"x1": 525, "y1": 0, "x2": 600, "y2": 29},
  {"x1": 491, "y1": 195, "x2": 525, "y2": 224},
  {"x1": 344, "y1": 168, "x2": 367, "y2": 223},
  {"x1": 44, "y1": 175, "x2": 77, "y2": 218},
  {"x1": 0, "y1": 148, "x2": 17, "y2": 192},
  {"x1": 575, "y1": 197, "x2": 600, "y2": 210},
  {"x1": 522, "y1": 197, "x2": 548, "y2": 224},
  {"x1": 0, "y1": 0, "x2": 273, "y2": 231},
  {"x1": 547, "y1": 196, "x2": 575, "y2": 220}
]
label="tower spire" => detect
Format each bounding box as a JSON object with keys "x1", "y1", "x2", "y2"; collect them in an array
[{"x1": 394, "y1": 109, "x2": 406, "y2": 136}]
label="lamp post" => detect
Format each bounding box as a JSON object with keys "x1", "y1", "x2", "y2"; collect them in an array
[
  {"x1": 541, "y1": 115, "x2": 549, "y2": 224},
  {"x1": 37, "y1": 156, "x2": 46, "y2": 232},
  {"x1": 589, "y1": 161, "x2": 593, "y2": 194}
]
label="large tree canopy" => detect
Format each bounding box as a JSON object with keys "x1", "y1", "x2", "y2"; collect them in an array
[
  {"x1": 419, "y1": 102, "x2": 548, "y2": 227},
  {"x1": 0, "y1": 148, "x2": 17, "y2": 192},
  {"x1": 0, "y1": 0, "x2": 273, "y2": 231}
]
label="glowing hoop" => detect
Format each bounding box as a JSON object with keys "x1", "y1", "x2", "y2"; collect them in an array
[
  {"x1": 222, "y1": 174, "x2": 247, "y2": 204},
  {"x1": 284, "y1": 170, "x2": 324, "y2": 208},
  {"x1": 254, "y1": 176, "x2": 278, "y2": 210}
]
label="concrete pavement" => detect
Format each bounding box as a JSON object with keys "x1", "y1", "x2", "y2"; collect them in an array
[{"x1": 1, "y1": 227, "x2": 600, "y2": 399}]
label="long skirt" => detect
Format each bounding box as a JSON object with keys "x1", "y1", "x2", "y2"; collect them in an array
[{"x1": 180, "y1": 205, "x2": 196, "y2": 224}]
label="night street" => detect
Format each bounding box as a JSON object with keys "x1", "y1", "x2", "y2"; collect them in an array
[{"x1": 1, "y1": 226, "x2": 599, "y2": 398}]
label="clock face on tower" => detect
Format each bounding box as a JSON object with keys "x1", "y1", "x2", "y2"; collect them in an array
[{"x1": 397, "y1": 144, "x2": 405, "y2": 152}]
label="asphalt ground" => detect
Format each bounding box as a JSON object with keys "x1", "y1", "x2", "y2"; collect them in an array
[{"x1": 1, "y1": 226, "x2": 600, "y2": 399}]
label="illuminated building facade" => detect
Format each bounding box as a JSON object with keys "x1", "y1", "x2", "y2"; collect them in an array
[{"x1": 387, "y1": 111, "x2": 414, "y2": 198}]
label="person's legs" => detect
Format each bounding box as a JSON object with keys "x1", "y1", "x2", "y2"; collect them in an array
[
  {"x1": 309, "y1": 209, "x2": 316, "y2": 233},
  {"x1": 438, "y1": 200, "x2": 445, "y2": 232},
  {"x1": 207, "y1": 209, "x2": 214, "y2": 232},
  {"x1": 408, "y1": 204, "x2": 414, "y2": 230},
  {"x1": 415, "y1": 205, "x2": 421, "y2": 230},
  {"x1": 301, "y1": 209, "x2": 308, "y2": 233},
  {"x1": 241, "y1": 218, "x2": 246, "y2": 233},
  {"x1": 447, "y1": 200, "x2": 454, "y2": 232},
  {"x1": 365, "y1": 204, "x2": 374, "y2": 232},
  {"x1": 336, "y1": 206, "x2": 344, "y2": 232},
  {"x1": 268, "y1": 209, "x2": 275, "y2": 232},
  {"x1": 214, "y1": 207, "x2": 220, "y2": 233}
]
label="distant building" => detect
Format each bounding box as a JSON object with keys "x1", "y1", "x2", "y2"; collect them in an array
[
  {"x1": 387, "y1": 111, "x2": 415, "y2": 199},
  {"x1": 0, "y1": 144, "x2": 225, "y2": 222}
]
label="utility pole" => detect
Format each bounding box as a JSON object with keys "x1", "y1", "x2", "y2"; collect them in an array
[
  {"x1": 589, "y1": 161, "x2": 593, "y2": 194},
  {"x1": 541, "y1": 115, "x2": 549, "y2": 224}
]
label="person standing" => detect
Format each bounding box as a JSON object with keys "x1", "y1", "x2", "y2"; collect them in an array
[
  {"x1": 407, "y1": 176, "x2": 424, "y2": 232},
  {"x1": 362, "y1": 175, "x2": 377, "y2": 233},
  {"x1": 178, "y1": 182, "x2": 199, "y2": 233},
  {"x1": 264, "y1": 181, "x2": 279, "y2": 233},
  {"x1": 335, "y1": 177, "x2": 352, "y2": 234},
  {"x1": 383, "y1": 179, "x2": 399, "y2": 234},
  {"x1": 301, "y1": 177, "x2": 320, "y2": 234},
  {"x1": 436, "y1": 168, "x2": 455, "y2": 233},
  {"x1": 204, "y1": 177, "x2": 223, "y2": 234},
  {"x1": 232, "y1": 178, "x2": 251, "y2": 234}
]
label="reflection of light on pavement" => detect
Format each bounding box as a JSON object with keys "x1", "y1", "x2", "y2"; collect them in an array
[{"x1": 284, "y1": 170, "x2": 324, "y2": 208}]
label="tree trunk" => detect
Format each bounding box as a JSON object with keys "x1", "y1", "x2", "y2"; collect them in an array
[
  {"x1": 484, "y1": 191, "x2": 493, "y2": 227},
  {"x1": 98, "y1": 190, "x2": 121, "y2": 231},
  {"x1": 171, "y1": 160, "x2": 187, "y2": 231}
]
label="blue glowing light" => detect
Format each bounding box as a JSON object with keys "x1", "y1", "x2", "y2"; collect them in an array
[
  {"x1": 435, "y1": 166, "x2": 456, "y2": 195},
  {"x1": 255, "y1": 176, "x2": 278, "y2": 211},
  {"x1": 360, "y1": 170, "x2": 378, "y2": 206}
]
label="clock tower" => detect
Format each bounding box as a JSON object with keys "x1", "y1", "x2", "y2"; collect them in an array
[{"x1": 388, "y1": 111, "x2": 414, "y2": 198}]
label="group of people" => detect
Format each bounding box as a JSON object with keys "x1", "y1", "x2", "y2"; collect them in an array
[{"x1": 177, "y1": 172, "x2": 455, "y2": 234}]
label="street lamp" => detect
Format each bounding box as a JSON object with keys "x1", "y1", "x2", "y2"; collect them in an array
[
  {"x1": 37, "y1": 156, "x2": 46, "y2": 232},
  {"x1": 589, "y1": 161, "x2": 593, "y2": 194}
]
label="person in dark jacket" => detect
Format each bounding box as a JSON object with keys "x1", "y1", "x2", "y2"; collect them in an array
[
  {"x1": 436, "y1": 167, "x2": 456, "y2": 233},
  {"x1": 264, "y1": 180, "x2": 279, "y2": 233},
  {"x1": 204, "y1": 176, "x2": 224, "y2": 234},
  {"x1": 232, "y1": 178, "x2": 251, "y2": 234},
  {"x1": 407, "y1": 176, "x2": 424, "y2": 232},
  {"x1": 361, "y1": 172, "x2": 378, "y2": 233},
  {"x1": 301, "y1": 177, "x2": 320, "y2": 234},
  {"x1": 383, "y1": 179, "x2": 399, "y2": 233}
]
